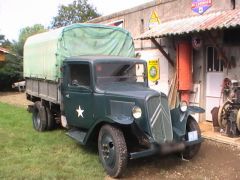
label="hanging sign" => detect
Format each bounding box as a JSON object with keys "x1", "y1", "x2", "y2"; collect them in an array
[
  {"x1": 192, "y1": 35, "x2": 203, "y2": 50},
  {"x1": 148, "y1": 60, "x2": 160, "y2": 82},
  {"x1": 149, "y1": 11, "x2": 160, "y2": 29},
  {"x1": 192, "y1": 0, "x2": 212, "y2": 15}
]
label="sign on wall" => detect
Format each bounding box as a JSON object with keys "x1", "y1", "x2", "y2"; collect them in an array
[
  {"x1": 148, "y1": 60, "x2": 160, "y2": 82},
  {"x1": 192, "y1": 0, "x2": 212, "y2": 15},
  {"x1": 149, "y1": 11, "x2": 160, "y2": 29}
]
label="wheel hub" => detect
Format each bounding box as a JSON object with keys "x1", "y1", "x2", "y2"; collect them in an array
[
  {"x1": 101, "y1": 135, "x2": 116, "y2": 168},
  {"x1": 102, "y1": 143, "x2": 110, "y2": 159}
]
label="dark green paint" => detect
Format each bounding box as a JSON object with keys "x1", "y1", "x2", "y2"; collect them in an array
[{"x1": 61, "y1": 56, "x2": 203, "y2": 158}]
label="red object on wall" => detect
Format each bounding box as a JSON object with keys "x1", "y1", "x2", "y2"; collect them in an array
[{"x1": 177, "y1": 41, "x2": 193, "y2": 102}]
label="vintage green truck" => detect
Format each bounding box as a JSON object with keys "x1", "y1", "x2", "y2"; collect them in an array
[{"x1": 24, "y1": 23, "x2": 203, "y2": 178}]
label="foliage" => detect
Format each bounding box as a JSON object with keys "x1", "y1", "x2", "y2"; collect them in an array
[
  {"x1": 14, "y1": 24, "x2": 46, "y2": 57},
  {"x1": 0, "y1": 34, "x2": 20, "y2": 90},
  {"x1": 0, "y1": 34, "x2": 11, "y2": 48},
  {"x1": 0, "y1": 54, "x2": 22, "y2": 90},
  {"x1": 0, "y1": 102, "x2": 104, "y2": 179},
  {"x1": 0, "y1": 24, "x2": 46, "y2": 90},
  {"x1": 51, "y1": 0, "x2": 100, "y2": 28}
]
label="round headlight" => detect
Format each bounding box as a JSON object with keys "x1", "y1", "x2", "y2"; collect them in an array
[
  {"x1": 132, "y1": 106, "x2": 142, "y2": 119},
  {"x1": 180, "y1": 101, "x2": 188, "y2": 112}
]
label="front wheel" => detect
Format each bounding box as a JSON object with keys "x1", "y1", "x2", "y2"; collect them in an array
[
  {"x1": 98, "y1": 124, "x2": 128, "y2": 178},
  {"x1": 182, "y1": 117, "x2": 201, "y2": 159}
]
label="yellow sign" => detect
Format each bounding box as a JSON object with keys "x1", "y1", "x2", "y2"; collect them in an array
[
  {"x1": 148, "y1": 60, "x2": 160, "y2": 82},
  {"x1": 149, "y1": 11, "x2": 160, "y2": 29}
]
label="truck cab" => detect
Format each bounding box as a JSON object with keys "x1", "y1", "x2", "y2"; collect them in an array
[{"x1": 62, "y1": 56, "x2": 148, "y2": 131}]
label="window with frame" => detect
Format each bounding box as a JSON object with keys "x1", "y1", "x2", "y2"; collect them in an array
[
  {"x1": 206, "y1": 47, "x2": 223, "y2": 72},
  {"x1": 69, "y1": 64, "x2": 90, "y2": 87}
]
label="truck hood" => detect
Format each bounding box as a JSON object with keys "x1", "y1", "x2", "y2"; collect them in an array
[{"x1": 99, "y1": 83, "x2": 162, "y2": 99}]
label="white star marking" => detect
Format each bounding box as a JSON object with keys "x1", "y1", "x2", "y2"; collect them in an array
[{"x1": 76, "y1": 105, "x2": 84, "y2": 118}]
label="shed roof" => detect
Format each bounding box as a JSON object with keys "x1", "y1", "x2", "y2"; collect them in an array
[
  {"x1": 136, "y1": 8, "x2": 240, "y2": 40},
  {"x1": 0, "y1": 47, "x2": 10, "y2": 54}
]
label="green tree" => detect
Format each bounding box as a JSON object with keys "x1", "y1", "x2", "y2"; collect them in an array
[
  {"x1": 14, "y1": 24, "x2": 46, "y2": 56},
  {"x1": 51, "y1": 0, "x2": 100, "y2": 28},
  {"x1": 0, "y1": 54, "x2": 22, "y2": 90},
  {"x1": 0, "y1": 24, "x2": 46, "y2": 90},
  {"x1": 0, "y1": 34, "x2": 11, "y2": 48}
]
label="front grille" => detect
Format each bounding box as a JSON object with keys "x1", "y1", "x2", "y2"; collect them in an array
[{"x1": 147, "y1": 95, "x2": 173, "y2": 144}]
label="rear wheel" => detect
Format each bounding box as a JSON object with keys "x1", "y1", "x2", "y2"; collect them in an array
[
  {"x1": 236, "y1": 109, "x2": 240, "y2": 132},
  {"x1": 98, "y1": 124, "x2": 128, "y2": 178},
  {"x1": 46, "y1": 107, "x2": 56, "y2": 130},
  {"x1": 182, "y1": 117, "x2": 201, "y2": 159},
  {"x1": 32, "y1": 101, "x2": 47, "y2": 132}
]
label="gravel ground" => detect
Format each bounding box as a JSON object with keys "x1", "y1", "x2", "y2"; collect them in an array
[
  {"x1": 1, "y1": 92, "x2": 240, "y2": 180},
  {"x1": 112, "y1": 140, "x2": 240, "y2": 180}
]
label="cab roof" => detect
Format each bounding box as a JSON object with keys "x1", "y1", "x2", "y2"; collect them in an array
[{"x1": 65, "y1": 56, "x2": 146, "y2": 64}]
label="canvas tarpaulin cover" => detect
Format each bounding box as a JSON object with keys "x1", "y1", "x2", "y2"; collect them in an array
[{"x1": 24, "y1": 23, "x2": 135, "y2": 81}]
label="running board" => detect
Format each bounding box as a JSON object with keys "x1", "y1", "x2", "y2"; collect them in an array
[{"x1": 66, "y1": 129, "x2": 87, "y2": 144}]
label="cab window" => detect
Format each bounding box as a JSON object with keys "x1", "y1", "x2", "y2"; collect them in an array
[{"x1": 69, "y1": 64, "x2": 90, "y2": 87}]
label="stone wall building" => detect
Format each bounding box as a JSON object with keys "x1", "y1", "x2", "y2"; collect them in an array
[{"x1": 89, "y1": 0, "x2": 240, "y2": 122}]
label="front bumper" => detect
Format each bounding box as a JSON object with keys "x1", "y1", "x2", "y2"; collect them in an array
[{"x1": 129, "y1": 137, "x2": 203, "y2": 159}]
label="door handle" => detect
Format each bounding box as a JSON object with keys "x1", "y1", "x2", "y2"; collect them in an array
[{"x1": 65, "y1": 94, "x2": 70, "y2": 98}]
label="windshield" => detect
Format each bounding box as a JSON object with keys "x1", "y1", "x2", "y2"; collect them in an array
[{"x1": 95, "y1": 62, "x2": 147, "y2": 89}]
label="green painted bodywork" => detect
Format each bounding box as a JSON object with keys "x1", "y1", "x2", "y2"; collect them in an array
[
  {"x1": 61, "y1": 56, "x2": 202, "y2": 146},
  {"x1": 170, "y1": 106, "x2": 205, "y2": 141},
  {"x1": 170, "y1": 108, "x2": 189, "y2": 141},
  {"x1": 62, "y1": 56, "x2": 150, "y2": 144}
]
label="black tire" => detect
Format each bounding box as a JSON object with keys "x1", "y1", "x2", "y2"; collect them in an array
[
  {"x1": 237, "y1": 109, "x2": 240, "y2": 132},
  {"x1": 46, "y1": 107, "x2": 56, "y2": 130},
  {"x1": 32, "y1": 101, "x2": 47, "y2": 132},
  {"x1": 182, "y1": 117, "x2": 201, "y2": 159},
  {"x1": 98, "y1": 124, "x2": 128, "y2": 178}
]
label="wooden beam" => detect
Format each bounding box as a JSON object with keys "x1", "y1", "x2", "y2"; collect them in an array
[{"x1": 150, "y1": 38, "x2": 174, "y2": 67}]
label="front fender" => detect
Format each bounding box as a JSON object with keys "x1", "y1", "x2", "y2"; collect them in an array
[
  {"x1": 171, "y1": 108, "x2": 193, "y2": 141},
  {"x1": 188, "y1": 106, "x2": 205, "y2": 113}
]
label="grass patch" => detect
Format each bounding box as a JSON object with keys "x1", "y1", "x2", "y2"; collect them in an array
[{"x1": 0, "y1": 103, "x2": 105, "y2": 179}]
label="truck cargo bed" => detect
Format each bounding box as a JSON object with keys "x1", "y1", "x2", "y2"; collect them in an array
[{"x1": 26, "y1": 79, "x2": 61, "y2": 104}]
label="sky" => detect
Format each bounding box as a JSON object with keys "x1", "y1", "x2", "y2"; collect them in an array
[{"x1": 0, "y1": 0, "x2": 153, "y2": 41}]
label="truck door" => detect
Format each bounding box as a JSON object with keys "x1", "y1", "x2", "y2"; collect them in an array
[{"x1": 63, "y1": 62, "x2": 94, "y2": 129}]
